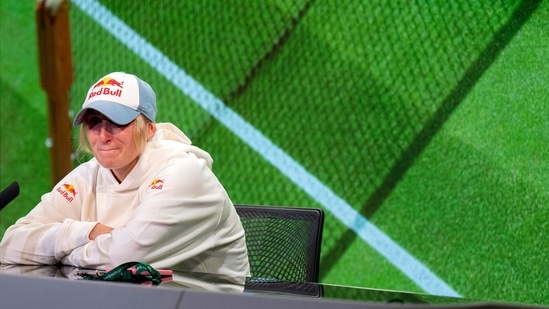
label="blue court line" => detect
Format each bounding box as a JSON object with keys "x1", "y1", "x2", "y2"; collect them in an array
[{"x1": 72, "y1": 0, "x2": 460, "y2": 297}]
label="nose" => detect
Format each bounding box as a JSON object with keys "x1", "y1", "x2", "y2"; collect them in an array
[{"x1": 98, "y1": 121, "x2": 113, "y2": 143}]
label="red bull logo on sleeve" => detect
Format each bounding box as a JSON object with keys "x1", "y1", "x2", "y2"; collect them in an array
[
  {"x1": 88, "y1": 77, "x2": 124, "y2": 100},
  {"x1": 57, "y1": 183, "x2": 77, "y2": 203},
  {"x1": 150, "y1": 179, "x2": 164, "y2": 190}
]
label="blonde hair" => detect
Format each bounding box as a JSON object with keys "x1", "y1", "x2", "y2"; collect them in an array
[{"x1": 77, "y1": 114, "x2": 155, "y2": 158}]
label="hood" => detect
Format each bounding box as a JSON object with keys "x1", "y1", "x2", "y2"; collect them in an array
[{"x1": 154, "y1": 123, "x2": 213, "y2": 169}]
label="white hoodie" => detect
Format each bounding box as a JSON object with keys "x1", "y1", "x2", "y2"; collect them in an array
[{"x1": 0, "y1": 123, "x2": 250, "y2": 279}]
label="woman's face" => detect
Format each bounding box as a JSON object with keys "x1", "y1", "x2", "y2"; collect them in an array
[{"x1": 85, "y1": 111, "x2": 140, "y2": 182}]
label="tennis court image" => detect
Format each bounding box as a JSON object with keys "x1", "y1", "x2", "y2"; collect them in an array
[{"x1": 0, "y1": 0, "x2": 547, "y2": 306}]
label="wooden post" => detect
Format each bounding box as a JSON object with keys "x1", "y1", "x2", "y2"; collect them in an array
[{"x1": 35, "y1": 0, "x2": 73, "y2": 185}]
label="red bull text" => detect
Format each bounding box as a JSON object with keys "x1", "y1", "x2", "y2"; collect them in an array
[
  {"x1": 150, "y1": 179, "x2": 164, "y2": 190},
  {"x1": 57, "y1": 183, "x2": 77, "y2": 202},
  {"x1": 88, "y1": 78, "x2": 124, "y2": 100}
]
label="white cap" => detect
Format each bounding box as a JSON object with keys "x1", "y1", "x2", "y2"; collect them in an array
[{"x1": 73, "y1": 72, "x2": 157, "y2": 126}]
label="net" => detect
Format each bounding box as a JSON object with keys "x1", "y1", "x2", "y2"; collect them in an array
[
  {"x1": 67, "y1": 0, "x2": 530, "y2": 277},
  {"x1": 69, "y1": 0, "x2": 522, "y2": 205}
]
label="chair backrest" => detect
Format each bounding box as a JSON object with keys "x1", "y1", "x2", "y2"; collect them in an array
[{"x1": 235, "y1": 205, "x2": 324, "y2": 283}]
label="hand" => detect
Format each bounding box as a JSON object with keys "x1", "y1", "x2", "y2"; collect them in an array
[{"x1": 89, "y1": 223, "x2": 114, "y2": 240}]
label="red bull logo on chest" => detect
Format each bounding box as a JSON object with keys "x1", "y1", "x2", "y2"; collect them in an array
[
  {"x1": 88, "y1": 77, "x2": 124, "y2": 100},
  {"x1": 150, "y1": 179, "x2": 164, "y2": 190},
  {"x1": 57, "y1": 183, "x2": 77, "y2": 203}
]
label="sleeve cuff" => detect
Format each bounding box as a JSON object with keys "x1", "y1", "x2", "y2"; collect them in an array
[{"x1": 63, "y1": 219, "x2": 98, "y2": 248}]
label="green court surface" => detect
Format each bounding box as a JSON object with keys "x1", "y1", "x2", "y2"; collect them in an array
[{"x1": 1, "y1": 0, "x2": 548, "y2": 306}]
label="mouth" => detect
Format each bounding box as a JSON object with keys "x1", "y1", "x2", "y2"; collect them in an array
[{"x1": 95, "y1": 148, "x2": 119, "y2": 154}]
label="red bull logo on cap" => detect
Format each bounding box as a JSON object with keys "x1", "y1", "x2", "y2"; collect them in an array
[
  {"x1": 57, "y1": 183, "x2": 78, "y2": 203},
  {"x1": 150, "y1": 179, "x2": 164, "y2": 190},
  {"x1": 88, "y1": 77, "x2": 124, "y2": 100}
]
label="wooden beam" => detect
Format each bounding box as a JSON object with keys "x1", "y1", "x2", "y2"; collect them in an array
[{"x1": 35, "y1": 0, "x2": 73, "y2": 185}]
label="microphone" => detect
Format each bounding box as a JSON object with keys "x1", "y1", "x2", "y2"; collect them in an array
[{"x1": 0, "y1": 181, "x2": 20, "y2": 211}]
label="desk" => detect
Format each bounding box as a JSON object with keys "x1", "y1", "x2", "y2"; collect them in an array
[{"x1": 0, "y1": 265, "x2": 540, "y2": 309}]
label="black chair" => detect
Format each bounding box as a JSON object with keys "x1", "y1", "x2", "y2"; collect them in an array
[{"x1": 235, "y1": 205, "x2": 324, "y2": 284}]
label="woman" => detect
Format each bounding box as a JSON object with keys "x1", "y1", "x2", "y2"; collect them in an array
[{"x1": 0, "y1": 72, "x2": 250, "y2": 279}]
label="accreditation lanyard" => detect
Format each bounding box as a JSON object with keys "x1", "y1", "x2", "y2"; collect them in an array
[{"x1": 80, "y1": 261, "x2": 162, "y2": 286}]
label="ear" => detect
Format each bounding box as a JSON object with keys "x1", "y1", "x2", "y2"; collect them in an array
[{"x1": 146, "y1": 122, "x2": 157, "y2": 141}]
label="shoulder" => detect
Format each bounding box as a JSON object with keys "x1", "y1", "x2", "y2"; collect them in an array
[
  {"x1": 69, "y1": 158, "x2": 101, "y2": 182},
  {"x1": 53, "y1": 159, "x2": 100, "y2": 194},
  {"x1": 147, "y1": 136, "x2": 214, "y2": 171},
  {"x1": 141, "y1": 152, "x2": 223, "y2": 200}
]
